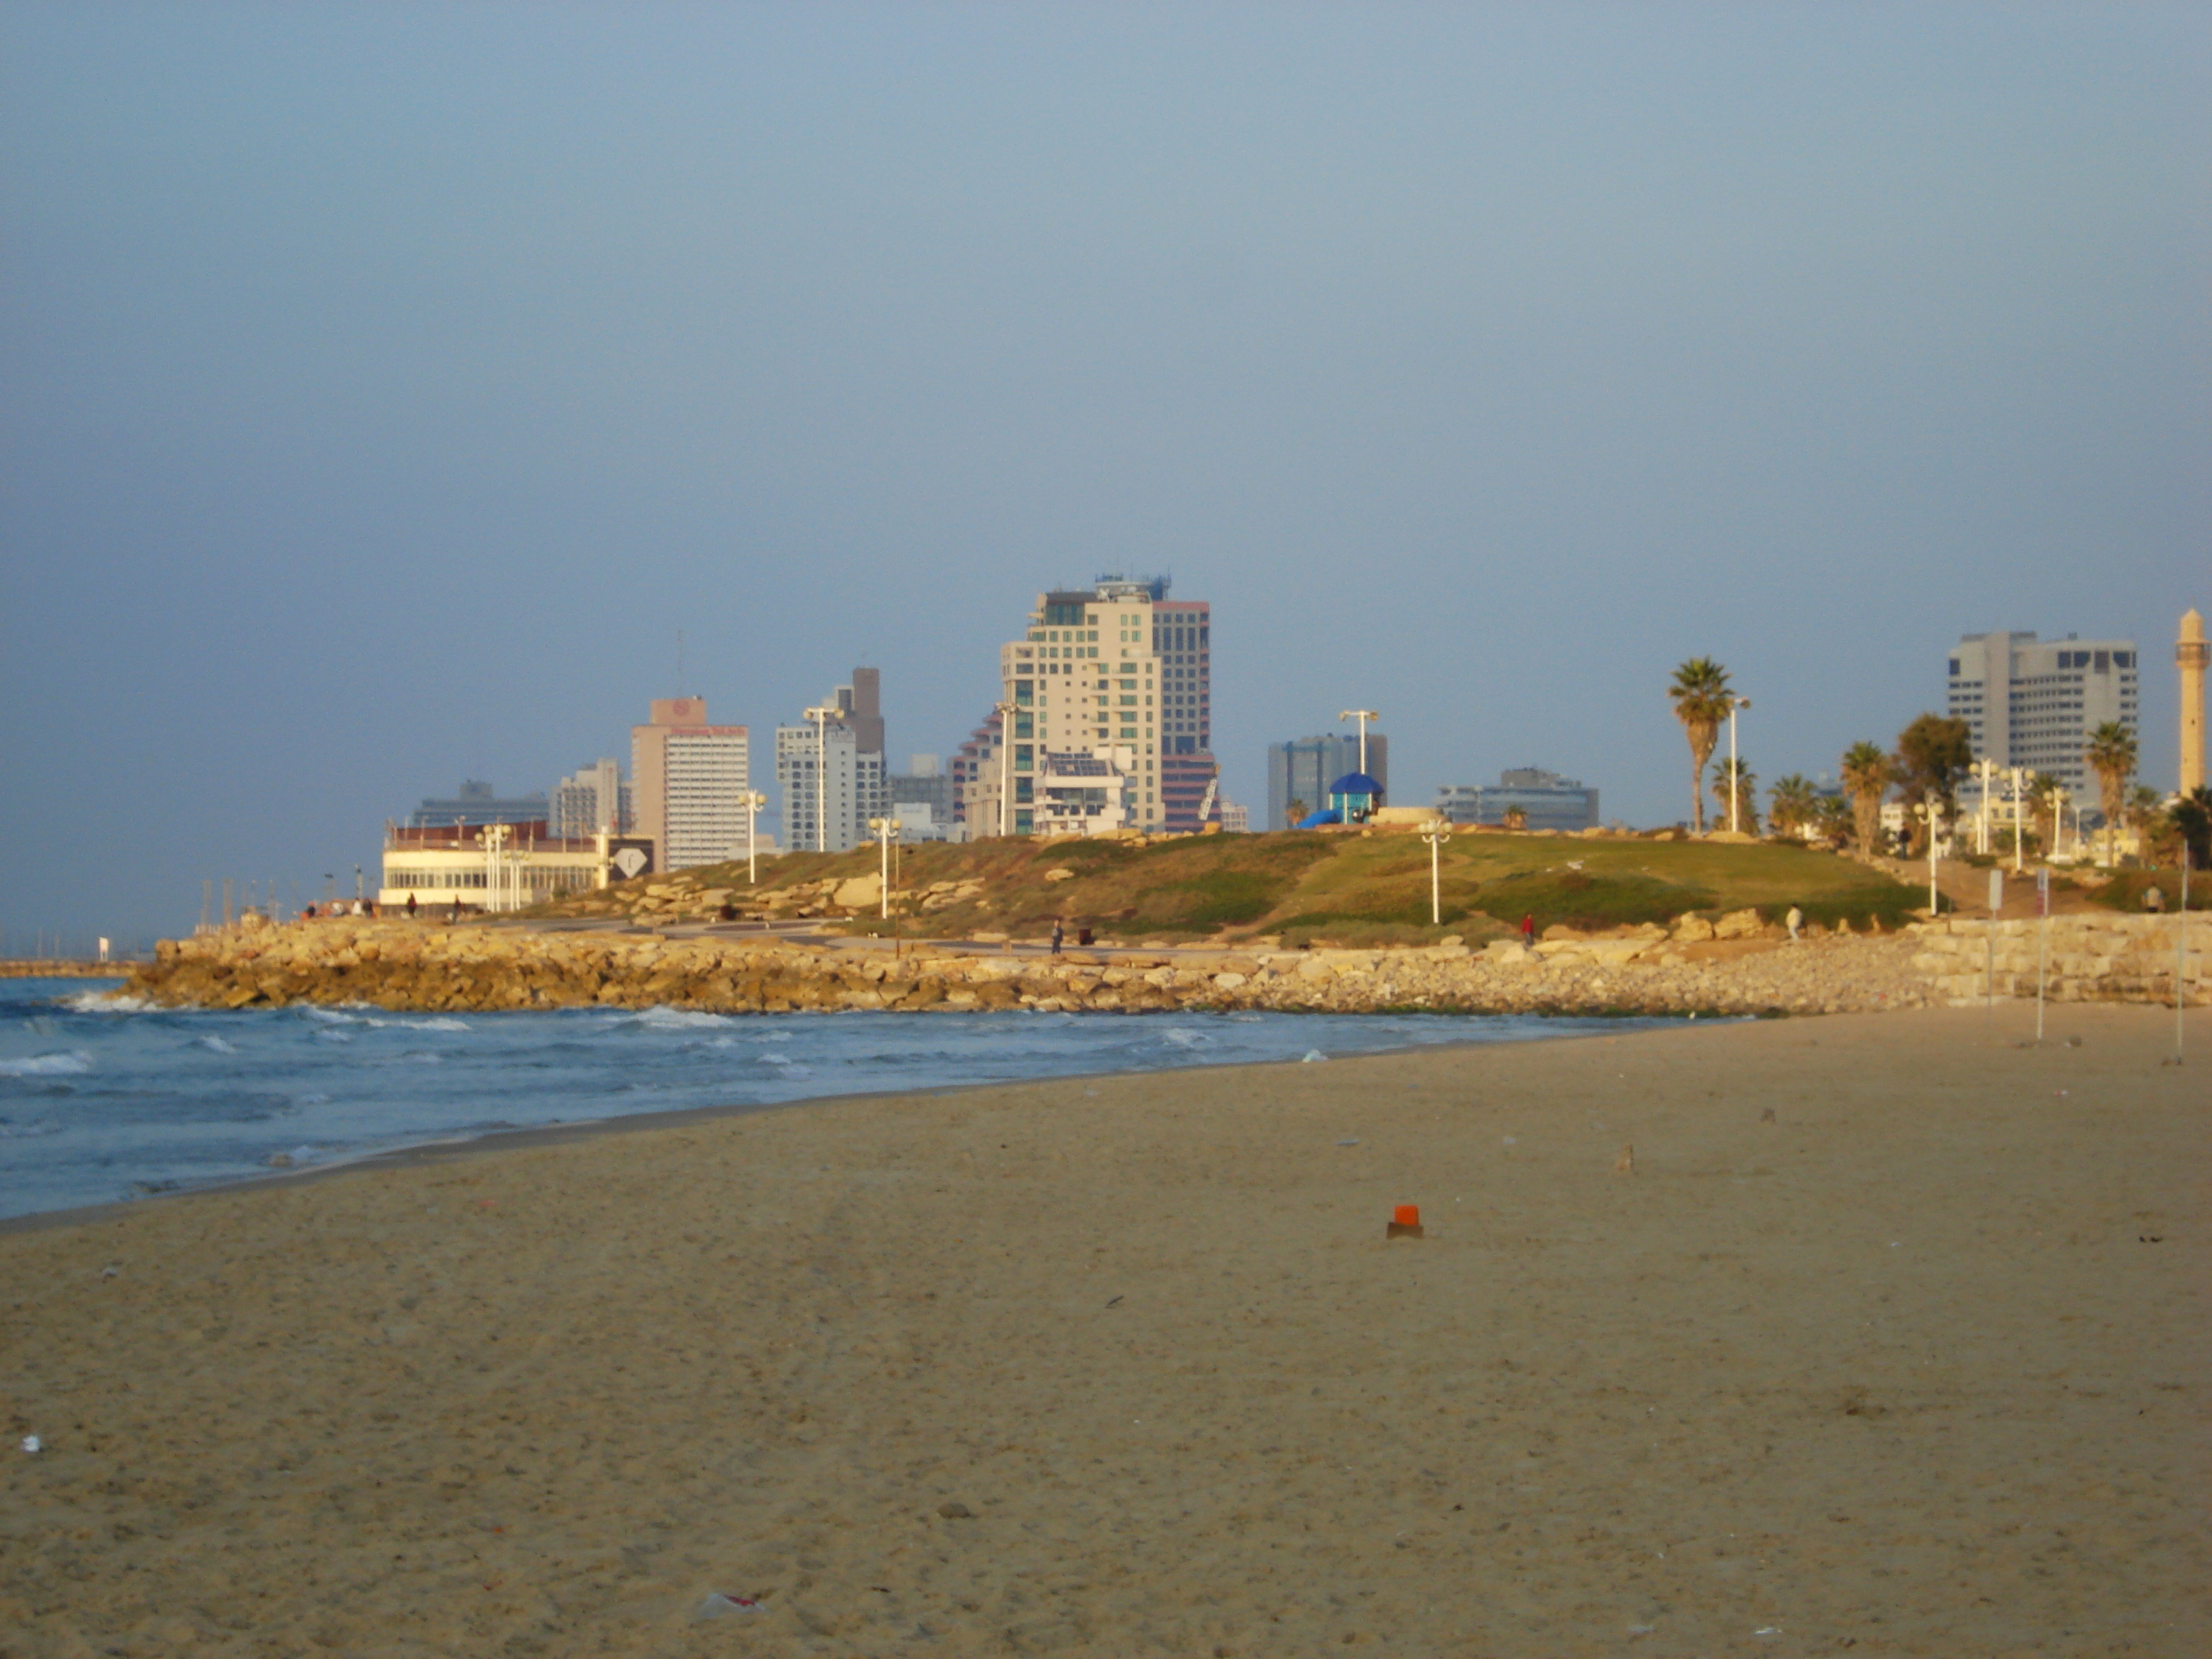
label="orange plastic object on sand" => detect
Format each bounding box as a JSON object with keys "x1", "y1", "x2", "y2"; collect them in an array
[{"x1": 1387, "y1": 1203, "x2": 1424, "y2": 1239}]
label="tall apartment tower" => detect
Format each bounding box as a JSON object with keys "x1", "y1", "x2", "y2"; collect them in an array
[
  {"x1": 631, "y1": 698, "x2": 751, "y2": 872},
  {"x1": 986, "y1": 575, "x2": 1213, "y2": 836},
  {"x1": 1946, "y1": 631, "x2": 2139, "y2": 796},
  {"x1": 2180, "y1": 609, "x2": 2207, "y2": 796}
]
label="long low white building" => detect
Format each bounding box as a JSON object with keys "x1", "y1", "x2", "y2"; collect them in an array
[{"x1": 378, "y1": 822, "x2": 613, "y2": 913}]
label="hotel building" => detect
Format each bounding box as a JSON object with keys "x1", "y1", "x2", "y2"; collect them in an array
[
  {"x1": 1946, "y1": 632, "x2": 2139, "y2": 796},
  {"x1": 631, "y1": 698, "x2": 752, "y2": 872}
]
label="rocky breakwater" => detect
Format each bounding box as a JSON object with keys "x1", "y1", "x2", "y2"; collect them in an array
[
  {"x1": 1912, "y1": 913, "x2": 2207, "y2": 1007},
  {"x1": 122, "y1": 909, "x2": 1936, "y2": 1018}
]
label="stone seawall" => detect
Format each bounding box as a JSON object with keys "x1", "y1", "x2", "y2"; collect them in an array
[
  {"x1": 119, "y1": 914, "x2": 1936, "y2": 1018},
  {"x1": 1911, "y1": 913, "x2": 2208, "y2": 1007}
]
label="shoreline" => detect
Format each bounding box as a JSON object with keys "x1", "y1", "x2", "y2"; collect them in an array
[{"x1": 0, "y1": 1007, "x2": 1681, "y2": 1236}]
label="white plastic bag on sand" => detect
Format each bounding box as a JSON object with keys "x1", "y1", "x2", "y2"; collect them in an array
[
  {"x1": 20, "y1": 1435, "x2": 40, "y2": 1454},
  {"x1": 694, "y1": 1593, "x2": 761, "y2": 1620}
]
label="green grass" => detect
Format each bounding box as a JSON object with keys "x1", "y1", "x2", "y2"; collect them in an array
[{"x1": 534, "y1": 825, "x2": 1923, "y2": 945}]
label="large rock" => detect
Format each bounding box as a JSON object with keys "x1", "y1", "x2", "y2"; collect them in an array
[{"x1": 832, "y1": 874, "x2": 882, "y2": 910}]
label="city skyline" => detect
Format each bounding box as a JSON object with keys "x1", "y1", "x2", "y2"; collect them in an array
[{"x1": 2, "y1": 6, "x2": 2205, "y2": 945}]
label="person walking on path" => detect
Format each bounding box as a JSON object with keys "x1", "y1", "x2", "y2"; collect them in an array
[
  {"x1": 1786, "y1": 905, "x2": 1804, "y2": 942},
  {"x1": 406, "y1": 892, "x2": 418, "y2": 919},
  {"x1": 1520, "y1": 913, "x2": 1536, "y2": 948},
  {"x1": 1051, "y1": 917, "x2": 1064, "y2": 956}
]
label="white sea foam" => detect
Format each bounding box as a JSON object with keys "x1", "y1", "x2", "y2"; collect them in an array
[
  {"x1": 631, "y1": 1007, "x2": 736, "y2": 1030},
  {"x1": 0, "y1": 1051, "x2": 93, "y2": 1077},
  {"x1": 302, "y1": 1007, "x2": 359, "y2": 1025},
  {"x1": 194, "y1": 1035, "x2": 239, "y2": 1054},
  {"x1": 1160, "y1": 1028, "x2": 1215, "y2": 1049},
  {"x1": 310, "y1": 1029, "x2": 354, "y2": 1044},
  {"x1": 61, "y1": 991, "x2": 152, "y2": 1014}
]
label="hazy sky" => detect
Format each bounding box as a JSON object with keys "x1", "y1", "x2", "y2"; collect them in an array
[{"x1": 3, "y1": 3, "x2": 2206, "y2": 948}]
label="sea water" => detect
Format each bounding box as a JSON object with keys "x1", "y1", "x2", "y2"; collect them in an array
[{"x1": 0, "y1": 978, "x2": 1663, "y2": 1221}]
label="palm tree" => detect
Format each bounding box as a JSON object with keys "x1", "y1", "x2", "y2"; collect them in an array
[
  {"x1": 1840, "y1": 741, "x2": 1890, "y2": 853},
  {"x1": 1668, "y1": 658, "x2": 1733, "y2": 835},
  {"x1": 2083, "y1": 721, "x2": 2138, "y2": 868},
  {"x1": 1711, "y1": 757, "x2": 1759, "y2": 835},
  {"x1": 1769, "y1": 773, "x2": 1818, "y2": 840},
  {"x1": 1812, "y1": 793, "x2": 1852, "y2": 846},
  {"x1": 1501, "y1": 804, "x2": 1528, "y2": 830}
]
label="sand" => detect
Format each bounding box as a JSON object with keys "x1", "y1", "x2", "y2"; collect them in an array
[{"x1": 1, "y1": 1006, "x2": 2205, "y2": 1657}]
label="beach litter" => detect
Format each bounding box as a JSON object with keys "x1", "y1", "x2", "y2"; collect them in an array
[
  {"x1": 1386, "y1": 1204, "x2": 1424, "y2": 1240},
  {"x1": 937, "y1": 1501, "x2": 975, "y2": 1519},
  {"x1": 1336, "y1": 1138, "x2": 1359, "y2": 1146},
  {"x1": 20, "y1": 1435, "x2": 41, "y2": 1454},
  {"x1": 693, "y1": 1593, "x2": 762, "y2": 1619}
]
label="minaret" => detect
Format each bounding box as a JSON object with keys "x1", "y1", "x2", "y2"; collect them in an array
[{"x1": 2180, "y1": 608, "x2": 2208, "y2": 796}]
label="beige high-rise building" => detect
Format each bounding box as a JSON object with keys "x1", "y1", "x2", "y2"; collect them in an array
[
  {"x1": 2180, "y1": 608, "x2": 2207, "y2": 796},
  {"x1": 630, "y1": 697, "x2": 751, "y2": 873},
  {"x1": 986, "y1": 578, "x2": 1168, "y2": 835}
]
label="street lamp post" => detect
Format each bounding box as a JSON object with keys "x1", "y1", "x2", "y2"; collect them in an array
[
  {"x1": 741, "y1": 790, "x2": 767, "y2": 885},
  {"x1": 1973, "y1": 756, "x2": 1998, "y2": 856},
  {"x1": 1727, "y1": 696, "x2": 1752, "y2": 835},
  {"x1": 868, "y1": 817, "x2": 901, "y2": 918},
  {"x1": 1420, "y1": 817, "x2": 1452, "y2": 926},
  {"x1": 1339, "y1": 709, "x2": 1380, "y2": 778},
  {"x1": 994, "y1": 701, "x2": 1015, "y2": 839},
  {"x1": 802, "y1": 704, "x2": 840, "y2": 855},
  {"x1": 2010, "y1": 766, "x2": 2026, "y2": 873},
  {"x1": 1912, "y1": 801, "x2": 1940, "y2": 914}
]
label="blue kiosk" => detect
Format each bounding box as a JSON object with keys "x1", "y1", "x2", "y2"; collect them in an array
[{"x1": 1295, "y1": 770, "x2": 1385, "y2": 828}]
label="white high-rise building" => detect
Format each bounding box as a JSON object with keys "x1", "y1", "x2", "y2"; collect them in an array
[
  {"x1": 631, "y1": 698, "x2": 751, "y2": 872},
  {"x1": 776, "y1": 717, "x2": 886, "y2": 853},
  {"x1": 1947, "y1": 632, "x2": 2140, "y2": 795}
]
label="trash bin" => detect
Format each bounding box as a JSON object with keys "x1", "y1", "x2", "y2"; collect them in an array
[{"x1": 1077, "y1": 927, "x2": 1094, "y2": 946}]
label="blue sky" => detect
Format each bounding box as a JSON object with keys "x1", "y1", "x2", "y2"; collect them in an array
[{"x1": 3, "y1": 3, "x2": 2206, "y2": 948}]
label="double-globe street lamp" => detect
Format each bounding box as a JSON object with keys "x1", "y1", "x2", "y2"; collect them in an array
[{"x1": 740, "y1": 790, "x2": 768, "y2": 886}]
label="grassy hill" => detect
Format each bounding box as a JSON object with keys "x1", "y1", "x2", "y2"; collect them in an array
[{"x1": 534, "y1": 827, "x2": 1925, "y2": 946}]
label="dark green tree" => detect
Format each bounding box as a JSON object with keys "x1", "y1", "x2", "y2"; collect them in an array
[{"x1": 1890, "y1": 714, "x2": 1974, "y2": 854}]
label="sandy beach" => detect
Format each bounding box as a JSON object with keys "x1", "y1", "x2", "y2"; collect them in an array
[{"x1": 2, "y1": 1004, "x2": 2205, "y2": 1657}]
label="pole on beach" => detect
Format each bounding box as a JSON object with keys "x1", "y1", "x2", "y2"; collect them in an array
[
  {"x1": 2036, "y1": 867, "x2": 2049, "y2": 1044},
  {"x1": 1986, "y1": 867, "x2": 2002, "y2": 1032},
  {"x1": 2178, "y1": 847, "x2": 2190, "y2": 1061}
]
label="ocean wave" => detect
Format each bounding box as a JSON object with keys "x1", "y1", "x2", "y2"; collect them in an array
[
  {"x1": 61, "y1": 991, "x2": 153, "y2": 1014},
  {"x1": 310, "y1": 1029, "x2": 354, "y2": 1044},
  {"x1": 0, "y1": 1051, "x2": 93, "y2": 1077},
  {"x1": 630, "y1": 1007, "x2": 737, "y2": 1030},
  {"x1": 1159, "y1": 1028, "x2": 1215, "y2": 1049},
  {"x1": 193, "y1": 1035, "x2": 239, "y2": 1054},
  {"x1": 301, "y1": 1007, "x2": 360, "y2": 1026},
  {"x1": 0, "y1": 1119, "x2": 61, "y2": 1138}
]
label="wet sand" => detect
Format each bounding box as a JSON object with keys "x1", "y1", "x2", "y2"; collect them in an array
[{"x1": 2, "y1": 1005, "x2": 2206, "y2": 1656}]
